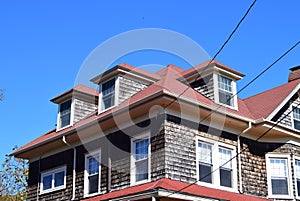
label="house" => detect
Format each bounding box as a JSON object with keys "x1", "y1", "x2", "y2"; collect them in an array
[{"x1": 13, "y1": 60, "x2": 300, "y2": 201}]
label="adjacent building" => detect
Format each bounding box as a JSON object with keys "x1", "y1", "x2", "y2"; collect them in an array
[{"x1": 13, "y1": 60, "x2": 300, "y2": 201}]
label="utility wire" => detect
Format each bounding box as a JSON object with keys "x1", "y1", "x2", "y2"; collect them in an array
[
  {"x1": 163, "y1": 0, "x2": 257, "y2": 110},
  {"x1": 165, "y1": 40, "x2": 300, "y2": 197},
  {"x1": 199, "y1": 40, "x2": 300, "y2": 125}
]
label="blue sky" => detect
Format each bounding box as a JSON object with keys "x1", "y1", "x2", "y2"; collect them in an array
[{"x1": 0, "y1": 0, "x2": 299, "y2": 165}]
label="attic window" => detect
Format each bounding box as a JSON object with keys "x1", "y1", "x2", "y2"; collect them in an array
[
  {"x1": 100, "y1": 78, "x2": 116, "y2": 110},
  {"x1": 218, "y1": 75, "x2": 234, "y2": 107},
  {"x1": 58, "y1": 99, "x2": 72, "y2": 129},
  {"x1": 292, "y1": 106, "x2": 300, "y2": 130}
]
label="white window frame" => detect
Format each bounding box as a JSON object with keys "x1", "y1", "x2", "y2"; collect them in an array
[
  {"x1": 56, "y1": 98, "x2": 74, "y2": 130},
  {"x1": 196, "y1": 136, "x2": 237, "y2": 192},
  {"x1": 266, "y1": 153, "x2": 293, "y2": 199},
  {"x1": 213, "y1": 73, "x2": 237, "y2": 110},
  {"x1": 294, "y1": 157, "x2": 300, "y2": 199},
  {"x1": 130, "y1": 132, "x2": 151, "y2": 186},
  {"x1": 291, "y1": 104, "x2": 300, "y2": 131},
  {"x1": 40, "y1": 166, "x2": 66, "y2": 194},
  {"x1": 99, "y1": 76, "x2": 119, "y2": 113},
  {"x1": 84, "y1": 149, "x2": 101, "y2": 197}
]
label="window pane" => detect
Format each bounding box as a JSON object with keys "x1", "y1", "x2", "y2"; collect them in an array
[
  {"x1": 293, "y1": 107, "x2": 300, "y2": 120},
  {"x1": 135, "y1": 139, "x2": 149, "y2": 161},
  {"x1": 89, "y1": 157, "x2": 99, "y2": 175},
  {"x1": 60, "y1": 113, "x2": 71, "y2": 128},
  {"x1": 219, "y1": 91, "x2": 233, "y2": 106},
  {"x1": 102, "y1": 78, "x2": 115, "y2": 96},
  {"x1": 218, "y1": 75, "x2": 232, "y2": 92},
  {"x1": 54, "y1": 171, "x2": 64, "y2": 187},
  {"x1": 88, "y1": 174, "x2": 99, "y2": 194},
  {"x1": 297, "y1": 179, "x2": 300, "y2": 197},
  {"x1": 219, "y1": 147, "x2": 232, "y2": 169},
  {"x1": 43, "y1": 175, "x2": 52, "y2": 190},
  {"x1": 60, "y1": 100, "x2": 71, "y2": 114},
  {"x1": 102, "y1": 94, "x2": 115, "y2": 109},
  {"x1": 271, "y1": 178, "x2": 288, "y2": 195},
  {"x1": 220, "y1": 168, "x2": 232, "y2": 187},
  {"x1": 198, "y1": 142, "x2": 212, "y2": 164},
  {"x1": 270, "y1": 159, "x2": 287, "y2": 177},
  {"x1": 136, "y1": 159, "x2": 148, "y2": 182},
  {"x1": 199, "y1": 164, "x2": 212, "y2": 183}
]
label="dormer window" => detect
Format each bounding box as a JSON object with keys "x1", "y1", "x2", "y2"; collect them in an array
[
  {"x1": 292, "y1": 106, "x2": 300, "y2": 130},
  {"x1": 100, "y1": 78, "x2": 116, "y2": 111},
  {"x1": 218, "y1": 75, "x2": 234, "y2": 107},
  {"x1": 58, "y1": 99, "x2": 72, "y2": 129}
]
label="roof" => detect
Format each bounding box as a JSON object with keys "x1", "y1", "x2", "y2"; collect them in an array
[
  {"x1": 243, "y1": 80, "x2": 300, "y2": 119},
  {"x1": 81, "y1": 178, "x2": 269, "y2": 201},
  {"x1": 51, "y1": 85, "x2": 98, "y2": 103},
  {"x1": 181, "y1": 60, "x2": 245, "y2": 79},
  {"x1": 14, "y1": 60, "x2": 300, "y2": 157}
]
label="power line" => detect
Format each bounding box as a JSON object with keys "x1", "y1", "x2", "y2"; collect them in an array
[
  {"x1": 165, "y1": 40, "x2": 300, "y2": 197},
  {"x1": 199, "y1": 40, "x2": 300, "y2": 125},
  {"x1": 163, "y1": 0, "x2": 257, "y2": 110}
]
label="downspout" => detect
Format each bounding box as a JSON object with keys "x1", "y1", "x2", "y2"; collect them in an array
[
  {"x1": 238, "y1": 121, "x2": 252, "y2": 194},
  {"x1": 62, "y1": 136, "x2": 76, "y2": 200}
]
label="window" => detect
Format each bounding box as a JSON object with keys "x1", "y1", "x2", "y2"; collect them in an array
[
  {"x1": 266, "y1": 154, "x2": 292, "y2": 198},
  {"x1": 218, "y1": 75, "x2": 234, "y2": 107},
  {"x1": 40, "y1": 166, "x2": 66, "y2": 194},
  {"x1": 131, "y1": 134, "x2": 150, "y2": 185},
  {"x1": 198, "y1": 142, "x2": 212, "y2": 183},
  {"x1": 84, "y1": 150, "x2": 101, "y2": 196},
  {"x1": 58, "y1": 99, "x2": 72, "y2": 129},
  {"x1": 101, "y1": 78, "x2": 116, "y2": 110},
  {"x1": 197, "y1": 138, "x2": 236, "y2": 190},
  {"x1": 295, "y1": 159, "x2": 300, "y2": 197},
  {"x1": 292, "y1": 106, "x2": 300, "y2": 130}
]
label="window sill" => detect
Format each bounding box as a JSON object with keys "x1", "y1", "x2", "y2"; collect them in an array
[
  {"x1": 83, "y1": 192, "x2": 103, "y2": 198},
  {"x1": 40, "y1": 186, "x2": 66, "y2": 195},
  {"x1": 268, "y1": 195, "x2": 293, "y2": 199},
  {"x1": 98, "y1": 105, "x2": 116, "y2": 115},
  {"x1": 56, "y1": 124, "x2": 73, "y2": 132},
  {"x1": 197, "y1": 181, "x2": 238, "y2": 193},
  {"x1": 131, "y1": 179, "x2": 150, "y2": 187}
]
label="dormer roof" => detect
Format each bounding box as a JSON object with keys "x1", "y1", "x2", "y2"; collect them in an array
[{"x1": 50, "y1": 85, "x2": 98, "y2": 104}]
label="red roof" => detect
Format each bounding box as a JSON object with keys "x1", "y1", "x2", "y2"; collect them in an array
[
  {"x1": 14, "y1": 62, "x2": 259, "y2": 156},
  {"x1": 81, "y1": 178, "x2": 269, "y2": 201},
  {"x1": 181, "y1": 60, "x2": 244, "y2": 78},
  {"x1": 51, "y1": 85, "x2": 98, "y2": 103},
  {"x1": 243, "y1": 80, "x2": 299, "y2": 119}
]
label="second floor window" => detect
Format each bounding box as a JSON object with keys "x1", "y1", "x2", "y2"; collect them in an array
[
  {"x1": 218, "y1": 75, "x2": 234, "y2": 107},
  {"x1": 85, "y1": 150, "x2": 101, "y2": 196},
  {"x1": 101, "y1": 78, "x2": 115, "y2": 110},
  {"x1": 197, "y1": 138, "x2": 236, "y2": 189},
  {"x1": 59, "y1": 99, "x2": 72, "y2": 128},
  {"x1": 266, "y1": 154, "x2": 292, "y2": 199},
  {"x1": 292, "y1": 106, "x2": 300, "y2": 130},
  {"x1": 131, "y1": 134, "x2": 150, "y2": 185}
]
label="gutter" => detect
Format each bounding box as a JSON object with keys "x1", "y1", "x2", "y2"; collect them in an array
[
  {"x1": 238, "y1": 122, "x2": 252, "y2": 193},
  {"x1": 62, "y1": 136, "x2": 76, "y2": 200}
]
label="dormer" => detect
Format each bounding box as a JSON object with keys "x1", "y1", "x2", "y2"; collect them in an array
[
  {"x1": 51, "y1": 85, "x2": 98, "y2": 131},
  {"x1": 91, "y1": 63, "x2": 159, "y2": 113},
  {"x1": 182, "y1": 60, "x2": 244, "y2": 110}
]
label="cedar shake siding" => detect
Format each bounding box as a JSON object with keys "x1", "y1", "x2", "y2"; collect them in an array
[
  {"x1": 118, "y1": 75, "x2": 148, "y2": 104},
  {"x1": 272, "y1": 93, "x2": 300, "y2": 128},
  {"x1": 73, "y1": 98, "x2": 97, "y2": 123},
  {"x1": 190, "y1": 74, "x2": 214, "y2": 101}
]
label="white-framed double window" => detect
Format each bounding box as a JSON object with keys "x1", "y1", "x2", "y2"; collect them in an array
[
  {"x1": 99, "y1": 77, "x2": 118, "y2": 112},
  {"x1": 40, "y1": 166, "x2": 66, "y2": 194},
  {"x1": 266, "y1": 154, "x2": 292, "y2": 199},
  {"x1": 84, "y1": 150, "x2": 101, "y2": 197},
  {"x1": 197, "y1": 137, "x2": 237, "y2": 190},
  {"x1": 57, "y1": 99, "x2": 73, "y2": 130},
  {"x1": 292, "y1": 106, "x2": 300, "y2": 130},
  {"x1": 131, "y1": 133, "x2": 150, "y2": 185}
]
